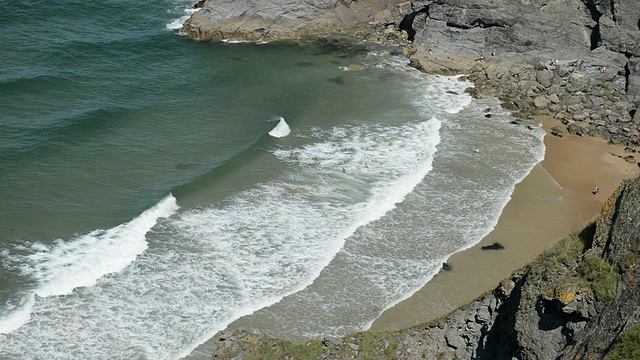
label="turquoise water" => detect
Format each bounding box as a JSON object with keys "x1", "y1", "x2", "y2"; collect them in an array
[{"x1": 0, "y1": 1, "x2": 545, "y2": 359}]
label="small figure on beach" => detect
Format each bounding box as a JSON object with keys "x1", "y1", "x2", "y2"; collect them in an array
[
  {"x1": 365, "y1": 163, "x2": 369, "y2": 169},
  {"x1": 342, "y1": 167, "x2": 346, "y2": 174},
  {"x1": 593, "y1": 186, "x2": 600, "y2": 195},
  {"x1": 317, "y1": 162, "x2": 321, "y2": 169},
  {"x1": 290, "y1": 151, "x2": 295, "y2": 158},
  {"x1": 600, "y1": 66, "x2": 607, "y2": 73}
]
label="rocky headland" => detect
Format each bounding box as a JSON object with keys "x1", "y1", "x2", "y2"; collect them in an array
[{"x1": 180, "y1": 1, "x2": 640, "y2": 358}]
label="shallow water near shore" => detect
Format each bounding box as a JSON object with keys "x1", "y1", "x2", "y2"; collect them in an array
[{"x1": 0, "y1": 1, "x2": 543, "y2": 358}]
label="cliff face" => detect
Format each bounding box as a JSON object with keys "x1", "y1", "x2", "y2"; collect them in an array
[
  {"x1": 493, "y1": 176, "x2": 640, "y2": 360},
  {"x1": 406, "y1": 0, "x2": 640, "y2": 95}
]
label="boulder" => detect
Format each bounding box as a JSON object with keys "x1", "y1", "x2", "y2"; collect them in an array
[
  {"x1": 533, "y1": 95, "x2": 550, "y2": 109},
  {"x1": 568, "y1": 123, "x2": 587, "y2": 136},
  {"x1": 551, "y1": 126, "x2": 564, "y2": 137},
  {"x1": 481, "y1": 242, "x2": 505, "y2": 250}
]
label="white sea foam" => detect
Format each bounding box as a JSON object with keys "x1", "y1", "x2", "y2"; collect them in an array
[
  {"x1": 0, "y1": 194, "x2": 178, "y2": 334},
  {"x1": 0, "y1": 294, "x2": 34, "y2": 335},
  {"x1": 268, "y1": 116, "x2": 291, "y2": 138},
  {"x1": 165, "y1": 4, "x2": 199, "y2": 31},
  {"x1": 221, "y1": 63, "x2": 547, "y2": 340},
  {"x1": 221, "y1": 39, "x2": 251, "y2": 44},
  {"x1": 26, "y1": 194, "x2": 179, "y2": 297}
]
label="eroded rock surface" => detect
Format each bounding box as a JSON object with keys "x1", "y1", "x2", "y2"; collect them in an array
[{"x1": 182, "y1": 0, "x2": 410, "y2": 41}]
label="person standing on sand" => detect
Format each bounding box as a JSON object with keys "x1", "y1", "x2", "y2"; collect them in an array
[{"x1": 593, "y1": 186, "x2": 600, "y2": 195}]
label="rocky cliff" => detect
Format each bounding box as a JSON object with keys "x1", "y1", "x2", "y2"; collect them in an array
[{"x1": 208, "y1": 175, "x2": 640, "y2": 359}]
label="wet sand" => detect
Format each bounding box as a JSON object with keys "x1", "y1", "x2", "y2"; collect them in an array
[{"x1": 370, "y1": 115, "x2": 640, "y2": 331}]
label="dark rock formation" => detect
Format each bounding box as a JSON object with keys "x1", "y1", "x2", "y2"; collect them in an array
[
  {"x1": 407, "y1": 0, "x2": 640, "y2": 144},
  {"x1": 481, "y1": 242, "x2": 505, "y2": 250}
]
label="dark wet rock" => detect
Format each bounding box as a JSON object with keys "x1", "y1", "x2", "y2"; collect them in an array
[
  {"x1": 551, "y1": 126, "x2": 564, "y2": 137},
  {"x1": 568, "y1": 123, "x2": 587, "y2": 136},
  {"x1": 442, "y1": 262, "x2": 452, "y2": 272},
  {"x1": 481, "y1": 242, "x2": 505, "y2": 250},
  {"x1": 464, "y1": 87, "x2": 480, "y2": 99}
]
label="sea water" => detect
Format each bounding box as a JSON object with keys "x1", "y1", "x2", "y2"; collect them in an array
[{"x1": 0, "y1": 1, "x2": 545, "y2": 359}]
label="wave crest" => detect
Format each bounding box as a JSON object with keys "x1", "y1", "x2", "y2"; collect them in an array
[{"x1": 268, "y1": 116, "x2": 291, "y2": 138}]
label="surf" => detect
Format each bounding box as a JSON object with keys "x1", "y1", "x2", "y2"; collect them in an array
[
  {"x1": 0, "y1": 194, "x2": 179, "y2": 334},
  {"x1": 268, "y1": 116, "x2": 291, "y2": 138}
]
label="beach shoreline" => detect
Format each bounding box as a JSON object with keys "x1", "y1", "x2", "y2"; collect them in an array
[{"x1": 369, "y1": 113, "x2": 640, "y2": 331}]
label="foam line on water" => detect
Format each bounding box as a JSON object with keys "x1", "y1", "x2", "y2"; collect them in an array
[
  {"x1": 165, "y1": 2, "x2": 199, "y2": 31},
  {"x1": 0, "y1": 294, "x2": 35, "y2": 335},
  {"x1": 0, "y1": 194, "x2": 178, "y2": 334},
  {"x1": 177, "y1": 118, "x2": 443, "y2": 355},
  {"x1": 362, "y1": 117, "x2": 547, "y2": 332},
  {"x1": 238, "y1": 74, "x2": 548, "y2": 339}
]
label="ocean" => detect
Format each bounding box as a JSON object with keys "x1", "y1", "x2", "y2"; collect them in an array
[{"x1": 0, "y1": 1, "x2": 545, "y2": 359}]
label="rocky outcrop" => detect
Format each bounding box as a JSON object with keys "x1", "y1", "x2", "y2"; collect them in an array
[
  {"x1": 442, "y1": 42, "x2": 640, "y2": 143},
  {"x1": 181, "y1": 0, "x2": 411, "y2": 41},
  {"x1": 404, "y1": 0, "x2": 640, "y2": 144},
  {"x1": 208, "y1": 176, "x2": 640, "y2": 359}
]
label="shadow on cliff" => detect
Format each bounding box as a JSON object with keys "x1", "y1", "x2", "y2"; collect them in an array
[{"x1": 475, "y1": 223, "x2": 597, "y2": 359}]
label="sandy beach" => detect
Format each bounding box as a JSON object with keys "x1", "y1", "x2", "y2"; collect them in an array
[{"x1": 370, "y1": 114, "x2": 640, "y2": 331}]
